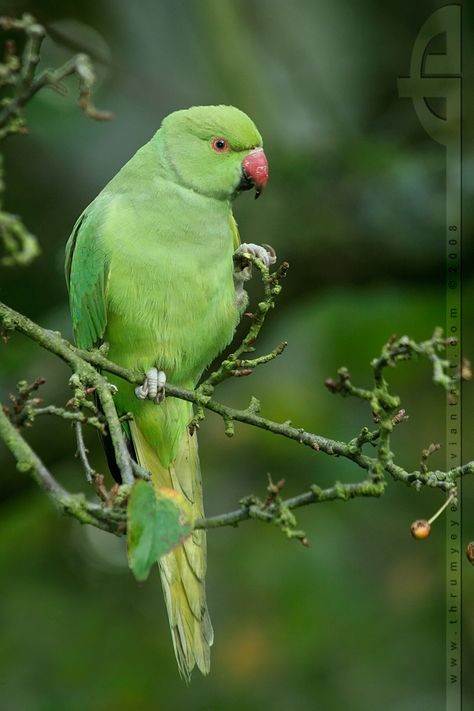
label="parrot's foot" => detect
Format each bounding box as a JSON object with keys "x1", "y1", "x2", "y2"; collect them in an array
[
  {"x1": 135, "y1": 368, "x2": 166, "y2": 404},
  {"x1": 233, "y1": 244, "x2": 277, "y2": 310},
  {"x1": 233, "y1": 243, "x2": 277, "y2": 287},
  {"x1": 235, "y1": 243, "x2": 277, "y2": 270}
]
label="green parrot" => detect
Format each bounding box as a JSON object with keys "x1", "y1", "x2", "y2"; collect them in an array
[{"x1": 65, "y1": 105, "x2": 274, "y2": 680}]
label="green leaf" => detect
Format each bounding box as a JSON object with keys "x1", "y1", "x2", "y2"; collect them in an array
[{"x1": 127, "y1": 480, "x2": 192, "y2": 582}]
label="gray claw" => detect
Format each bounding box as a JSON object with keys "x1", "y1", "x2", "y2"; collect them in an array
[{"x1": 262, "y1": 243, "x2": 277, "y2": 265}]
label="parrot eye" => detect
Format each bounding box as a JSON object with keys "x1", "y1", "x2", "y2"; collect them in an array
[{"x1": 211, "y1": 138, "x2": 229, "y2": 153}]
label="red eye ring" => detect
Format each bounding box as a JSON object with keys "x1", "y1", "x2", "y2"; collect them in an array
[{"x1": 211, "y1": 137, "x2": 229, "y2": 153}]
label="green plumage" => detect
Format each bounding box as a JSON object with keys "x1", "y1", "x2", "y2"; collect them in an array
[{"x1": 66, "y1": 105, "x2": 264, "y2": 680}]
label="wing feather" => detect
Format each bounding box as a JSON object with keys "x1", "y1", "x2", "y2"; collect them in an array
[{"x1": 65, "y1": 204, "x2": 109, "y2": 350}]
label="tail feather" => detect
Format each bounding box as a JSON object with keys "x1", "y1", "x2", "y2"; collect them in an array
[
  {"x1": 183, "y1": 531, "x2": 206, "y2": 580},
  {"x1": 130, "y1": 413, "x2": 213, "y2": 681}
]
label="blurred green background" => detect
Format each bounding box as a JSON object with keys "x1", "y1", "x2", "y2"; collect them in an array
[{"x1": 0, "y1": 1, "x2": 473, "y2": 709}]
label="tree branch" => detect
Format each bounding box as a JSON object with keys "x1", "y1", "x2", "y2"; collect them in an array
[
  {"x1": 1, "y1": 285, "x2": 471, "y2": 544},
  {"x1": 0, "y1": 14, "x2": 111, "y2": 266}
]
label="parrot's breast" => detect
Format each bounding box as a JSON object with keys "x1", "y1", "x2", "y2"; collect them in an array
[{"x1": 103, "y1": 188, "x2": 239, "y2": 387}]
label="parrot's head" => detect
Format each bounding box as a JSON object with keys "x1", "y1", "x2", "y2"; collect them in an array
[{"x1": 159, "y1": 105, "x2": 268, "y2": 201}]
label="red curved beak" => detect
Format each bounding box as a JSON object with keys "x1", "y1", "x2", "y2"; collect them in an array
[{"x1": 241, "y1": 148, "x2": 269, "y2": 199}]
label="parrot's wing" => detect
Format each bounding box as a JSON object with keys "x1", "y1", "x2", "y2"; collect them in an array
[{"x1": 65, "y1": 203, "x2": 109, "y2": 350}]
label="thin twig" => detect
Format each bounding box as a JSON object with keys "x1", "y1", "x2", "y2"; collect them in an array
[{"x1": 74, "y1": 421, "x2": 96, "y2": 484}]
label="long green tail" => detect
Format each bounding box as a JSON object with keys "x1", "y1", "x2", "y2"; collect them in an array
[{"x1": 130, "y1": 407, "x2": 213, "y2": 681}]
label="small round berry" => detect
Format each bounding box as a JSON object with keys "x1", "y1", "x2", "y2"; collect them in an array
[
  {"x1": 466, "y1": 542, "x2": 474, "y2": 564},
  {"x1": 411, "y1": 519, "x2": 431, "y2": 539}
]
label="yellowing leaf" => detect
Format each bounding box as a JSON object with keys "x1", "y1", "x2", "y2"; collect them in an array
[{"x1": 127, "y1": 480, "x2": 192, "y2": 582}]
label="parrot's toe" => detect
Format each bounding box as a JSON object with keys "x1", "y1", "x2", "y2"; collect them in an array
[
  {"x1": 134, "y1": 368, "x2": 167, "y2": 404},
  {"x1": 235, "y1": 242, "x2": 277, "y2": 268}
]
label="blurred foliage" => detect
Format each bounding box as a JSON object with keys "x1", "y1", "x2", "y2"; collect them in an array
[{"x1": 0, "y1": 0, "x2": 473, "y2": 709}]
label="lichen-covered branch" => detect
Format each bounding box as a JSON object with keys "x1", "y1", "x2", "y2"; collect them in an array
[
  {"x1": 0, "y1": 295, "x2": 453, "y2": 481},
  {"x1": 0, "y1": 402, "x2": 127, "y2": 534},
  {"x1": 1, "y1": 301, "x2": 134, "y2": 485},
  {"x1": 0, "y1": 14, "x2": 110, "y2": 266},
  {"x1": 0, "y1": 14, "x2": 111, "y2": 137},
  {"x1": 1, "y1": 282, "x2": 472, "y2": 544}
]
